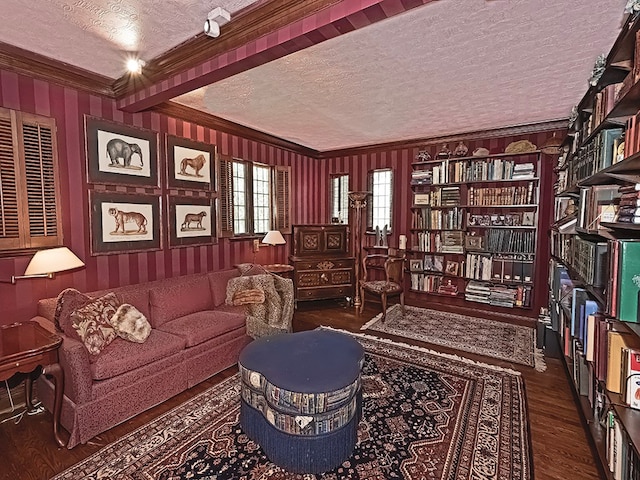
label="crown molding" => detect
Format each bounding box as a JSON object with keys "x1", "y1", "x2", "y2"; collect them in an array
[
  {"x1": 316, "y1": 120, "x2": 569, "y2": 158},
  {"x1": 0, "y1": 41, "x2": 115, "y2": 98},
  {"x1": 112, "y1": 0, "x2": 341, "y2": 98},
  {"x1": 154, "y1": 102, "x2": 319, "y2": 158}
]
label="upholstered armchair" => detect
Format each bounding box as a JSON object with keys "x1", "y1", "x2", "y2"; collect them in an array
[{"x1": 359, "y1": 253, "x2": 405, "y2": 321}]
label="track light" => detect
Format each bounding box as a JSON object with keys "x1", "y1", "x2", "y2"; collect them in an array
[{"x1": 204, "y1": 7, "x2": 230, "y2": 38}]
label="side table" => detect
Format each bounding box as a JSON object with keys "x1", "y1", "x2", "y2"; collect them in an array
[
  {"x1": 0, "y1": 321, "x2": 65, "y2": 447},
  {"x1": 263, "y1": 263, "x2": 294, "y2": 279}
]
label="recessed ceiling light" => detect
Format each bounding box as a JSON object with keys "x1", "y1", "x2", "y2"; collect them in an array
[{"x1": 126, "y1": 58, "x2": 145, "y2": 74}]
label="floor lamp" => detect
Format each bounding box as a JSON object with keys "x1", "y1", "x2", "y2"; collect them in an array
[{"x1": 349, "y1": 191, "x2": 370, "y2": 308}]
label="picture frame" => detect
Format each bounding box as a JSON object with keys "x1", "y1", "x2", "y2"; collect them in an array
[
  {"x1": 168, "y1": 196, "x2": 217, "y2": 248},
  {"x1": 166, "y1": 135, "x2": 216, "y2": 191},
  {"x1": 464, "y1": 234, "x2": 485, "y2": 251},
  {"x1": 89, "y1": 191, "x2": 162, "y2": 255},
  {"x1": 522, "y1": 211, "x2": 536, "y2": 226},
  {"x1": 85, "y1": 117, "x2": 159, "y2": 187},
  {"x1": 424, "y1": 254, "x2": 435, "y2": 271},
  {"x1": 433, "y1": 255, "x2": 445, "y2": 272},
  {"x1": 445, "y1": 260, "x2": 459, "y2": 276},
  {"x1": 409, "y1": 258, "x2": 424, "y2": 272}
]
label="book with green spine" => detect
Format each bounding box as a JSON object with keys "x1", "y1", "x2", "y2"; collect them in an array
[{"x1": 617, "y1": 239, "x2": 640, "y2": 323}]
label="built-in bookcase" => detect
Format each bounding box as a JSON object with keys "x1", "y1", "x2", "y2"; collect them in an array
[
  {"x1": 408, "y1": 150, "x2": 541, "y2": 310},
  {"x1": 550, "y1": 11, "x2": 640, "y2": 479}
]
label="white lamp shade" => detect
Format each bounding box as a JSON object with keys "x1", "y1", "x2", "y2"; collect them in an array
[
  {"x1": 24, "y1": 247, "x2": 85, "y2": 276},
  {"x1": 262, "y1": 230, "x2": 286, "y2": 246}
]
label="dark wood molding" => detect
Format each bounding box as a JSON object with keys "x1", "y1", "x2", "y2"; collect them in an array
[
  {"x1": 112, "y1": 0, "x2": 342, "y2": 98},
  {"x1": 153, "y1": 102, "x2": 319, "y2": 158},
  {"x1": 316, "y1": 120, "x2": 569, "y2": 158},
  {"x1": 0, "y1": 41, "x2": 115, "y2": 98}
]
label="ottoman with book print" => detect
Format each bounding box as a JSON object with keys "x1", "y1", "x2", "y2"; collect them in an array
[{"x1": 239, "y1": 329, "x2": 364, "y2": 474}]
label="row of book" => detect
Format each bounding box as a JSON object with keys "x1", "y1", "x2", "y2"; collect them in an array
[
  {"x1": 570, "y1": 128, "x2": 623, "y2": 185},
  {"x1": 616, "y1": 184, "x2": 640, "y2": 224},
  {"x1": 464, "y1": 253, "x2": 533, "y2": 283},
  {"x1": 409, "y1": 273, "x2": 458, "y2": 295},
  {"x1": 429, "y1": 158, "x2": 537, "y2": 184},
  {"x1": 467, "y1": 183, "x2": 536, "y2": 206},
  {"x1": 571, "y1": 236, "x2": 608, "y2": 288},
  {"x1": 464, "y1": 280, "x2": 531, "y2": 308},
  {"x1": 411, "y1": 207, "x2": 465, "y2": 230},
  {"x1": 484, "y1": 228, "x2": 536, "y2": 254}
]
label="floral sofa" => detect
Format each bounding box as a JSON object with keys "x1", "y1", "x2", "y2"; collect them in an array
[{"x1": 32, "y1": 269, "x2": 254, "y2": 449}]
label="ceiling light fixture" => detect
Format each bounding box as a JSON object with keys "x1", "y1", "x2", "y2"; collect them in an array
[
  {"x1": 126, "y1": 58, "x2": 146, "y2": 74},
  {"x1": 204, "y1": 7, "x2": 231, "y2": 38}
]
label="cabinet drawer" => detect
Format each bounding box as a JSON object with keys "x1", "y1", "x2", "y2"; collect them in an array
[
  {"x1": 294, "y1": 259, "x2": 354, "y2": 271},
  {"x1": 296, "y1": 285, "x2": 353, "y2": 300},
  {"x1": 296, "y1": 270, "x2": 353, "y2": 288}
]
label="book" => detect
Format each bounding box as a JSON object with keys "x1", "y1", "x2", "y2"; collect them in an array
[
  {"x1": 615, "y1": 240, "x2": 640, "y2": 323},
  {"x1": 607, "y1": 330, "x2": 640, "y2": 393},
  {"x1": 571, "y1": 288, "x2": 588, "y2": 338},
  {"x1": 623, "y1": 348, "x2": 640, "y2": 410}
]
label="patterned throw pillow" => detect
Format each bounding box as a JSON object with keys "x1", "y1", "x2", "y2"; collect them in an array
[
  {"x1": 54, "y1": 288, "x2": 92, "y2": 334},
  {"x1": 70, "y1": 292, "x2": 120, "y2": 355},
  {"x1": 109, "y1": 303, "x2": 151, "y2": 343},
  {"x1": 232, "y1": 289, "x2": 266, "y2": 306}
]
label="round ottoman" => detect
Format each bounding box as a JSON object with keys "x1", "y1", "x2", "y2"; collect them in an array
[{"x1": 239, "y1": 329, "x2": 364, "y2": 474}]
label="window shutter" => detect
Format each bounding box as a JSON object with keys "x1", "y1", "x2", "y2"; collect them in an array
[
  {"x1": 218, "y1": 156, "x2": 234, "y2": 238},
  {"x1": 273, "y1": 165, "x2": 291, "y2": 234},
  {"x1": 0, "y1": 111, "x2": 20, "y2": 249},
  {"x1": 366, "y1": 170, "x2": 373, "y2": 230}
]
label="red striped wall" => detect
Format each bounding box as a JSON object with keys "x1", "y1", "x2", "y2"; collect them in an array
[{"x1": 0, "y1": 69, "x2": 321, "y2": 323}]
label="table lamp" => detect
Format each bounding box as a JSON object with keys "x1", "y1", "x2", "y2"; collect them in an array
[
  {"x1": 1, "y1": 246, "x2": 85, "y2": 284},
  {"x1": 262, "y1": 230, "x2": 286, "y2": 247}
]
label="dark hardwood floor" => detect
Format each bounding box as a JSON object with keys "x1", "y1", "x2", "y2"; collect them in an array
[{"x1": 0, "y1": 300, "x2": 602, "y2": 480}]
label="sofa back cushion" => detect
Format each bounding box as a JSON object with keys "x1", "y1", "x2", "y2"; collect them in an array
[
  {"x1": 209, "y1": 269, "x2": 240, "y2": 306},
  {"x1": 90, "y1": 287, "x2": 151, "y2": 321},
  {"x1": 149, "y1": 274, "x2": 213, "y2": 327}
]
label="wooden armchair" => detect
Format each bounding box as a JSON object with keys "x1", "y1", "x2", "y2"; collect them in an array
[{"x1": 359, "y1": 253, "x2": 405, "y2": 321}]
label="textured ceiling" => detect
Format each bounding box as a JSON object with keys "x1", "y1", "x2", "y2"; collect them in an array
[{"x1": 0, "y1": 0, "x2": 630, "y2": 151}]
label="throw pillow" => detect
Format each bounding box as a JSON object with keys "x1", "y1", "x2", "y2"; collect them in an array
[
  {"x1": 54, "y1": 288, "x2": 92, "y2": 334},
  {"x1": 232, "y1": 288, "x2": 266, "y2": 306},
  {"x1": 236, "y1": 263, "x2": 268, "y2": 276},
  {"x1": 109, "y1": 303, "x2": 151, "y2": 343},
  {"x1": 70, "y1": 292, "x2": 120, "y2": 355}
]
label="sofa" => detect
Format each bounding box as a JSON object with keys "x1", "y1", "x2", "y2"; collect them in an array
[{"x1": 32, "y1": 268, "x2": 253, "y2": 449}]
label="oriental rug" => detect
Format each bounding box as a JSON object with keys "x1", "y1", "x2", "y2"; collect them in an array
[
  {"x1": 53, "y1": 330, "x2": 531, "y2": 480},
  {"x1": 362, "y1": 304, "x2": 545, "y2": 370}
]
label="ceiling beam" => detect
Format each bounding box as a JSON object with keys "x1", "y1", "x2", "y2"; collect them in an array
[{"x1": 116, "y1": 0, "x2": 439, "y2": 113}]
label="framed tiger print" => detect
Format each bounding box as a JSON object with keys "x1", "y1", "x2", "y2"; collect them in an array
[
  {"x1": 168, "y1": 196, "x2": 217, "y2": 248},
  {"x1": 89, "y1": 191, "x2": 162, "y2": 255},
  {"x1": 166, "y1": 135, "x2": 216, "y2": 191}
]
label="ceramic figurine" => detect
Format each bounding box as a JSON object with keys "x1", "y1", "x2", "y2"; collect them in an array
[
  {"x1": 436, "y1": 143, "x2": 451, "y2": 159},
  {"x1": 382, "y1": 225, "x2": 388, "y2": 247},
  {"x1": 416, "y1": 149, "x2": 431, "y2": 162},
  {"x1": 454, "y1": 141, "x2": 468, "y2": 157}
]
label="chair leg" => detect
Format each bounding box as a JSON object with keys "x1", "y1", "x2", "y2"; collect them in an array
[{"x1": 381, "y1": 293, "x2": 388, "y2": 321}]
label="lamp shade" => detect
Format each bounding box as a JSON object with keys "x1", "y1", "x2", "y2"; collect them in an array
[
  {"x1": 262, "y1": 230, "x2": 286, "y2": 246},
  {"x1": 24, "y1": 246, "x2": 85, "y2": 276}
]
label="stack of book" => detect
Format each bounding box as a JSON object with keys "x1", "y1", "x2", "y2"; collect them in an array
[
  {"x1": 511, "y1": 163, "x2": 535, "y2": 179},
  {"x1": 464, "y1": 281, "x2": 491, "y2": 304},
  {"x1": 440, "y1": 231, "x2": 464, "y2": 253},
  {"x1": 615, "y1": 183, "x2": 640, "y2": 224},
  {"x1": 489, "y1": 285, "x2": 517, "y2": 308},
  {"x1": 410, "y1": 169, "x2": 432, "y2": 186}
]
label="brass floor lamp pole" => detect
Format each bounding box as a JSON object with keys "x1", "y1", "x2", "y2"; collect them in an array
[{"x1": 349, "y1": 191, "x2": 370, "y2": 308}]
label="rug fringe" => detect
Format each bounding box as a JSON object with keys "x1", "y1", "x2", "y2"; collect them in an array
[
  {"x1": 320, "y1": 325, "x2": 523, "y2": 376},
  {"x1": 534, "y1": 348, "x2": 547, "y2": 372}
]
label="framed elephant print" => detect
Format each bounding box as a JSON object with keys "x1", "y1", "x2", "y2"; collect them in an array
[
  {"x1": 89, "y1": 190, "x2": 162, "y2": 255},
  {"x1": 168, "y1": 196, "x2": 217, "y2": 248},
  {"x1": 166, "y1": 135, "x2": 216, "y2": 191},
  {"x1": 85, "y1": 116, "x2": 159, "y2": 187}
]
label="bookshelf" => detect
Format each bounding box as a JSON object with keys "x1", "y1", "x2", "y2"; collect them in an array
[
  {"x1": 549, "y1": 10, "x2": 640, "y2": 479},
  {"x1": 408, "y1": 150, "x2": 542, "y2": 310}
]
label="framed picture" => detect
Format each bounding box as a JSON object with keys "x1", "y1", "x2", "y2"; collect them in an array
[
  {"x1": 465, "y1": 234, "x2": 485, "y2": 251},
  {"x1": 522, "y1": 211, "x2": 536, "y2": 226},
  {"x1": 424, "y1": 254, "x2": 435, "y2": 271},
  {"x1": 85, "y1": 117, "x2": 159, "y2": 187},
  {"x1": 167, "y1": 135, "x2": 216, "y2": 191},
  {"x1": 409, "y1": 259, "x2": 423, "y2": 272},
  {"x1": 168, "y1": 196, "x2": 216, "y2": 247},
  {"x1": 445, "y1": 260, "x2": 459, "y2": 276},
  {"x1": 89, "y1": 191, "x2": 162, "y2": 255},
  {"x1": 433, "y1": 255, "x2": 445, "y2": 272}
]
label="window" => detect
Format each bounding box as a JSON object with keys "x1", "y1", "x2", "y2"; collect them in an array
[
  {"x1": 0, "y1": 107, "x2": 62, "y2": 251},
  {"x1": 219, "y1": 157, "x2": 291, "y2": 237},
  {"x1": 368, "y1": 168, "x2": 393, "y2": 232},
  {"x1": 330, "y1": 174, "x2": 349, "y2": 223}
]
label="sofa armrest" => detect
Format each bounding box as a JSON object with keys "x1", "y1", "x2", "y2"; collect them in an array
[{"x1": 58, "y1": 335, "x2": 93, "y2": 404}]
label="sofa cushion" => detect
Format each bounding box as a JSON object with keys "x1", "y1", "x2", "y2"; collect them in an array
[
  {"x1": 109, "y1": 304, "x2": 151, "y2": 343},
  {"x1": 157, "y1": 310, "x2": 246, "y2": 348},
  {"x1": 149, "y1": 275, "x2": 213, "y2": 327},
  {"x1": 70, "y1": 292, "x2": 120, "y2": 355},
  {"x1": 55, "y1": 288, "x2": 92, "y2": 334},
  {"x1": 89, "y1": 329, "x2": 186, "y2": 381},
  {"x1": 209, "y1": 270, "x2": 240, "y2": 307},
  {"x1": 91, "y1": 287, "x2": 151, "y2": 322}
]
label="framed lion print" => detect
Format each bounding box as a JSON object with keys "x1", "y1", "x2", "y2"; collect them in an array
[
  {"x1": 166, "y1": 135, "x2": 216, "y2": 191},
  {"x1": 85, "y1": 116, "x2": 159, "y2": 187},
  {"x1": 168, "y1": 196, "x2": 216, "y2": 248},
  {"x1": 89, "y1": 191, "x2": 162, "y2": 255}
]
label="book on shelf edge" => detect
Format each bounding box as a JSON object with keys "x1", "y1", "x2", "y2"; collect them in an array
[
  {"x1": 622, "y1": 348, "x2": 640, "y2": 410},
  {"x1": 616, "y1": 240, "x2": 640, "y2": 323},
  {"x1": 607, "y1": 330, "x2": 640, "y2": 394}
]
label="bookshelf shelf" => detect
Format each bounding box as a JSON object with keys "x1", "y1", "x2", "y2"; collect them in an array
[
  {"x1": 601, "y1": 221, "x2": 640, "y2": 230},
  {"x1": 412, "y1": 178, "x2": 539, "y2": 187},
  {"x1": 466, "y1": 225, "x2": 536, "y2": 230}
]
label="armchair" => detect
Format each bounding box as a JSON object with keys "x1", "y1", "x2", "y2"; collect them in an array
[{"x1": 359, "y1": 253, "x2": 405, "y2": 321}]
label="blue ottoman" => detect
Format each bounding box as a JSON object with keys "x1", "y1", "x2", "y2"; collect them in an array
[{"x1": 239, "y1": 330, "x2": 364, "y2": 474}]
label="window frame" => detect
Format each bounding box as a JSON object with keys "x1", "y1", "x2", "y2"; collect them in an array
[
  {"x1": 330, "y1": 173, "x2": 350, "y2": 224},
  {"x1": 367, "y1": 168, "x2": 394, "y2": 233}
]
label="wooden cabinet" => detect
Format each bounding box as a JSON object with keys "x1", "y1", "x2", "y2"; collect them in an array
[{"x1": 289, "y1": 224, "x2": 355, "y2": 303}]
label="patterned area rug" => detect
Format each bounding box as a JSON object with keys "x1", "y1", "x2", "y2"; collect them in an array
[
  {"x1": 362, "y1": 304, "x2": 544, "y2": 370},
  {"x1": 53, "y1": 330, "x2": 531, "y2": 480}
]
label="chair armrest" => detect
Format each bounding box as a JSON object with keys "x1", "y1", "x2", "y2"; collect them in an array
[{"x1": 58, "y1": 335, "x2": 93, "y2": 404}]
